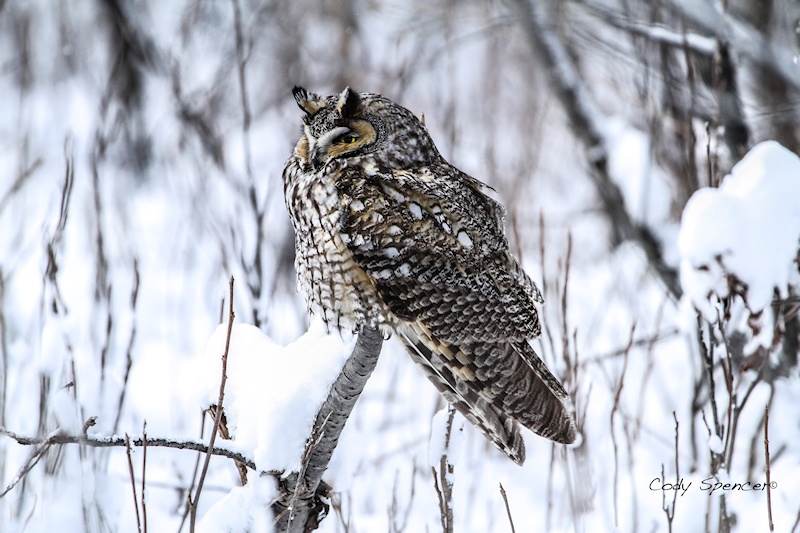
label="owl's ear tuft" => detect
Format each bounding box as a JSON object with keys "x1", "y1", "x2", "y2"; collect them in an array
[
  {"x1": 336, "y1": 87, "x2": 361, "y2": 118},
  {"x1": 293, "y1": 86, "x2": 326, "y2": 116}
]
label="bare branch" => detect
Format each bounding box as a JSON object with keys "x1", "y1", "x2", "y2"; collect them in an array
[
  {"x1": 764, "y1": 405, "x2": 774, "y2": 532},
  {"x1": 0, "y1": 429, "x2": 58, "y2": 498},
  {"x1": 431, "y1": 407, "x2": 457, "y2": 533},
  {"x1": 0, "y1": 426, "x2": 257, "y2": 472},
  {"x1": 190, "y1": 276, "x2": 236, "y2": 531},
  {"x1": 125, "y1": 434, "x2": 143, "y2": 533},
  {"x1": 142, "y1": 421, "x2": 149, "y2": 533},
  {"x1": 499, "y1": 483, "x2": 516, "y2": 533}
]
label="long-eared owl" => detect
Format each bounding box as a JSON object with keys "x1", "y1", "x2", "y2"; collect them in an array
[{"x1": 283, "y1": 86, "x2": 577, "y2": 464}]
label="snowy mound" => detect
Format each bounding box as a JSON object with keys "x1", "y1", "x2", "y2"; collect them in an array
[
  {"x1": 195, "y1": 319, "x2": 356, "y2": 475},
  {"x1": 678, "y1": 140, "x2": 800, "y2": 327}
]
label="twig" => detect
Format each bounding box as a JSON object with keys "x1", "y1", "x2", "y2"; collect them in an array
[
  {"x1": 0, "y1": 429, "x2": 58, "y2": 498},
  {"x1": 0, "y1": 426, "x2": 256, "y2": 472},
  {"x1": 580, "y1": 328, "x2": 680, "y2": 366},
  {"x1": 499, "y1": 483, "x2": 516, "y2": 533},
  {"x1": 114, "y1": 258, "x2": 140, "y2": 434},
  {"x1": 698, "y1": 316, "x2": 732, "y2": 532},
  {"x1": 660, "y1": 464, "x2": 670, "y2": 533},
  {"x1": 142, "y1": 421, "x2": 148, "y2": 533},
  {"x1": 431, "y1": 407, "x2": 456, "y2": 533},
  {"x1": 231, "y1": 0, "x2": 270, "y2": 328},
  {"x1": 610, "y1": 322, "x2": 636, "y2": 528},
  {"x1": 560, "y1": 233, "x2": 573, "y2": 382},
  {"x1": 661, "y1": 412, "x2": 679, "y2": 532},
  {"x1": 125, "y1": 434, "x2": 143, "y2": 533},
  {"x1": 431, "y1": 468, "x2": 445, "y2": 533},
  {"x1": 178, "y1": 412, "x2": 208, "y2": 533},
  {"x1": 764, "y1": 405, "x2": 774, "y2": 531},
  {"x1": 698, "y1": 316, "x2": 722, "y2": 444},
  {"x1": 190, "y1": 276, "x2": 235, "y2": 531}
]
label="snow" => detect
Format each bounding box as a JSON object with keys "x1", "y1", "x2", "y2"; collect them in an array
[
  {"x1": 194, "y1": 319, "x2": 355, "y2": 474},
  {"x1": 428, "y1": 407, "x2": 466, "y2": 470},
  {"x1": 197, "y1": 474, "x2": 277, "y2": 533},
  {"x1": 678, "y1": 141, "x2": 800, "y2": 331},
  {"x1": 708, "y1": 433, "x2": 724, "y2": 454}
]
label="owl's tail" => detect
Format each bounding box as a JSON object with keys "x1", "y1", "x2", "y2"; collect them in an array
[{"x1": 398, "y1": 321, "x2": 577, "y2": 465}]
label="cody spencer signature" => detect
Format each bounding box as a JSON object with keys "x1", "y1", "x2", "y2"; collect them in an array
[{"x1": 650, "y1": 477, "x2": 778, "y2": 497}]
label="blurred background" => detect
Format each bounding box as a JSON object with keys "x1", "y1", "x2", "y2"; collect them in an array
[{"x1": 1, "y1": 0, "x2": 799, "y2": 531}]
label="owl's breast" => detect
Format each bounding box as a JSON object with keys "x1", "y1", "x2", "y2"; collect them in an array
[{"x1": 283, "y1": 156, "x2": 393, "y2": 333}]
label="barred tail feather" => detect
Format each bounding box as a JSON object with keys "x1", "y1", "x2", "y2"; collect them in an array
[
  {"x1": 398, "y1": 328, "x2": 527, "y2": 465},
  {"x1": 398, "y1": 321, "x2": 577, "y2": 465}
]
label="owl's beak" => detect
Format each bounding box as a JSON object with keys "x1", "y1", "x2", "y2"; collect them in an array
[{"x1": 309, "y1": 146, "x2": 325, "y2": 171}]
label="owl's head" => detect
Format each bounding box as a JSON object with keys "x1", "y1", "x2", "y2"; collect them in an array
[{"x1": 291, "y1": 86, "x2": 439, "y2": 171}]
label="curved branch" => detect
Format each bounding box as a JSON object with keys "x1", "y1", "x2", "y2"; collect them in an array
[{"x1": 272, "y1": 326, "x2": 384, "y2": 532}]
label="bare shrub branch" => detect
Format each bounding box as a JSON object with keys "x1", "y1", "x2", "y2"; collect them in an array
[
  {"x1": 764, "y1": 405, "x2": 774, "y2": 531},
  {"x1": 499, "y1": 483, "x2": 516, "y2": 533},
  {"x1": 125, "y1": 434, "x2": 143, "y2": 533},
  {"x1": 431, "y1": 406, "x2": 457, "y2": 533},
  {"x1": 0, "y1": 426, "x2": 257, "y2": 472},
  {"x1": 190, "y1": 275, "x2": 236, "y2": 531}
]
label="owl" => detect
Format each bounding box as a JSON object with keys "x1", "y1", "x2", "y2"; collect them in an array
[{"x1": 283, "y1": 86, "x2": 577, "y2": 464}]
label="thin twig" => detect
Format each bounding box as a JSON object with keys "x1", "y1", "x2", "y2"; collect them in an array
[
  {"x1": 142, "y1": 421, "x2": 148, "y2": 533},
  {"x1": 114, "y1": 258, "x2": 140, "y2": 433},
  {"x1": 764, "y1": 405, "x2": 774, "y2": 531},
  {"x1": 499, "y1": 483, "x2": 516, "y2": 533},
  {"x1": 190, "y1": 276, "x2": 235, "y2": 531},
  {"x1": 661, "y1": 412, "x2": 679, "y2": 532},
  {"x1": 610, "y1": 322, "x2": 636, "y2": 528},
  {"x1": 178, "y1": 412, "x2": 208, "y2": 533},
  {"x1": 0, "y1": 430, "x2": 57, "y2": 498},
  {"x1": 560, "y1": 233, "x2": 573, "y2": 382},
  {"x1": 125, "y1": 434, "x2": 143, "y2": 533},
  {"x1": 430, "y1": 467, "x2": 447, "y2": 533},
  {"x1": 430, "y1": 407, "x2": 456, "y2": 533},
  {"x1": 0, "y1": 427, "x2": 257, "y2": 472}
]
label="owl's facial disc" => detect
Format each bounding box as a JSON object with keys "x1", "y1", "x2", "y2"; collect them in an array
[{"x1": 307, "y1": 119, "x2": 377, "y2": 170}]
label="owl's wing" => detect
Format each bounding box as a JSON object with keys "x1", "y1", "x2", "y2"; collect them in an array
[
  {"x1": 336, "y1": 164, "x2": 542, "y2": 344},
  {"x1": 336, "y1": 165, "x2": 577, "y2": 460}
]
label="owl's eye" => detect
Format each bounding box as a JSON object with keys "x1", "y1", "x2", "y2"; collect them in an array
[{"x1": 336, "y1": 133, "x2": 359, "y2": 144}]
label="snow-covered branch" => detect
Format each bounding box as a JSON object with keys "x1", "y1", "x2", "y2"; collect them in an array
[
  {"x1": 272, "y1": 326, "x2": 384, "y2": 532},
  {"x1": 0, "y1": 426, "x2": 257, "y2": 480}
]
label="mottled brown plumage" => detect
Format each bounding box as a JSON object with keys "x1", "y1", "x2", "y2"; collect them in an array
[{"x1": 283, "y1": 86, "x2": 577, "y2": 464}]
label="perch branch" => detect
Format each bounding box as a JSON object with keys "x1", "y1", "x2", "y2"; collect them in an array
[{"x1": 272, "y1": 326, "x2": 384, "y2": 532}]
